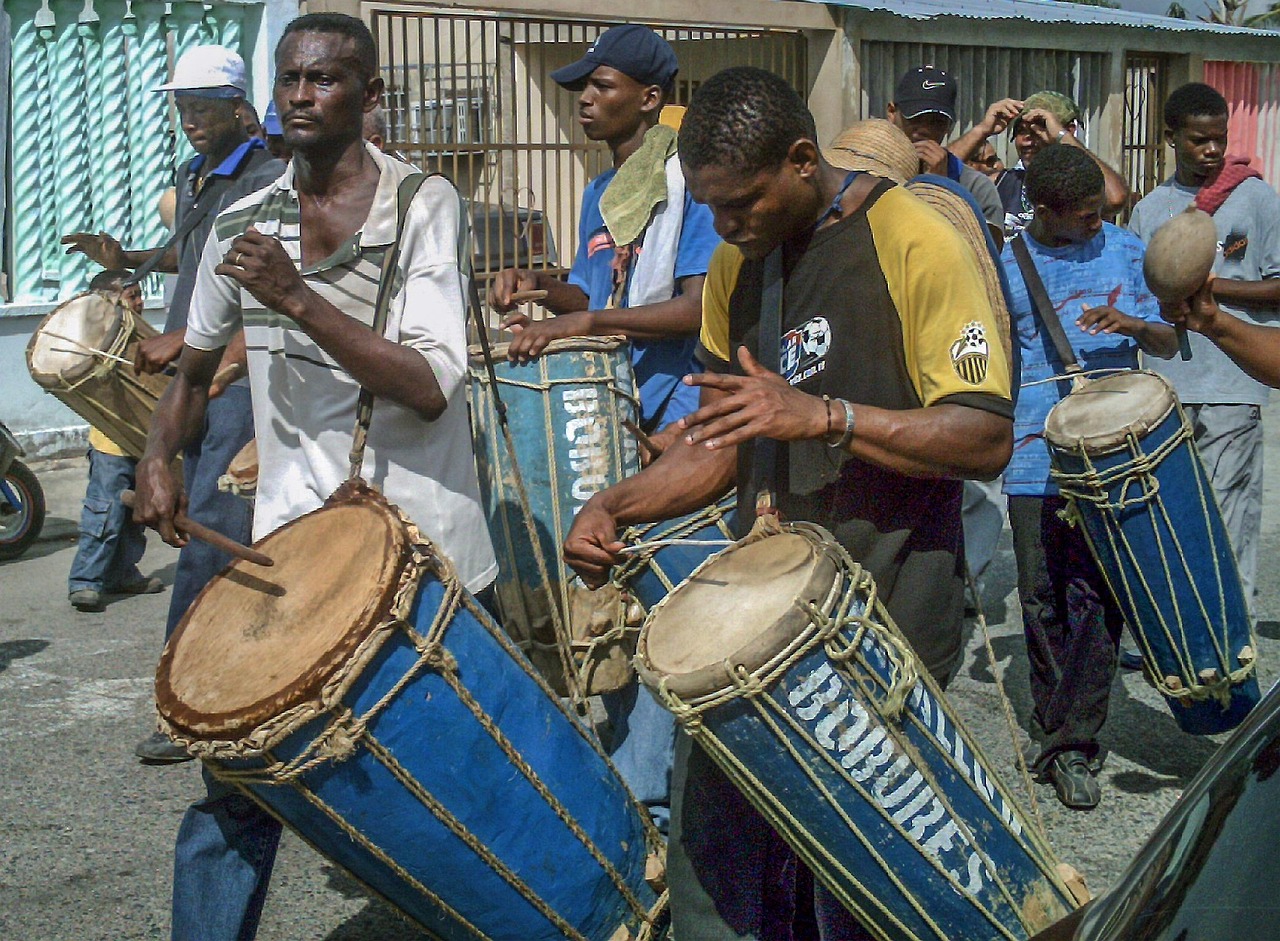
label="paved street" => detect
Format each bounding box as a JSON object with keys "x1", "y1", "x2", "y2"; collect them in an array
[{"x1": 4, "y1": 413, "x2": 1280, "y2": 940}]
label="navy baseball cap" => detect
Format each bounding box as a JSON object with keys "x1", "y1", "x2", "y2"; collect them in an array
[
  {"x1": 551, "y1": 25, "x2": 678, "y2": 92},
  {"x1": 893, "y1": 66, "x2": 957, "y2": 122}
]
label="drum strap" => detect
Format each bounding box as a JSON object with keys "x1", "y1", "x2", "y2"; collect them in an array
[
  {"x1": 124, "y1": 177, "x2": 233, "y2": 287},
  {"x1": 347, "y1": 172, "x2": 438, "y2": 479},
  {"x1": 1011, "y1": 236, "x2": 1083, "y2": 377},
  {"x1": 737, "y1": 247, "x2": 785, "y2": 537}
]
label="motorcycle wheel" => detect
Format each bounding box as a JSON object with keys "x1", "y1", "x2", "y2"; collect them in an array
[{"x1": 0, "y1": 460, "x2": 46, "y2": 560}]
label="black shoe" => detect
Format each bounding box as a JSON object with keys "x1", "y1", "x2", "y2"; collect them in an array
[
  {"x1": 69, "y1": 589, "x2": 105, "y2": 612},
  {"x1": 1119, "y1": 648, "x2": 1144, "y2": 671},
  {"x1": 1046, "y1": 750, "x2": 1101, "y2": 810},
  {"x1": 135, "y1": 731, "x2": 193, "y2": 764}
]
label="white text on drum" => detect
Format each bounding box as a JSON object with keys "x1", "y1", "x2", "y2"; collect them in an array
[
  {"x1": 787, "y1": 661, "x2": 1005, "y2": 896},
  {"x1": 563, "y1": 388, "x2": 610, "y2": 506}
]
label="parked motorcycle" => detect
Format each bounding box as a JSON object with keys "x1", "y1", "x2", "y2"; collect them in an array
[{"x1": 0, "y1": 420, "x2": 45, "y2": 560}]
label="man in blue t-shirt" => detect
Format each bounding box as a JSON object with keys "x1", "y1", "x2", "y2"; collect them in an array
[
  {"x1": 488, "y1": 24, "x2": 719, "y2": 833},
  {"x1": 1002, "y1": 145, "x2": 1177, "y2": 810},
  {"x1": 488, "y1": 24, "x2": 719, "y2": 434}
]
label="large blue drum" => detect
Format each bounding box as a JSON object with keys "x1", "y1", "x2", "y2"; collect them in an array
[
  {"x1": 469, "y1": 337, "x2": 641, "y2": 695},
  {"x1": 636, "y1": 521, "x2": 1077, "y2": 941},
  {"x1": 1045, "y1": 370, "x2": 1259, "y2": 735},
  {"x1": 156, "y1": 484, "x2": 662, "y2": 941}
]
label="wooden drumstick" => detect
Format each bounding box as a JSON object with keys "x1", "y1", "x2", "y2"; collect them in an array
[
  {"x1": 120, "y1": 490, "x2": 274, "y2": 567},
  {"x1": 509, "y1": 289, "x2": 549, "y2": 303},
  {"x1": 212, "y1": 363, "x2": 243, "y2": 387},
  {"x1": 622, "y1": 418, "x2": 661, "y2": 461}
]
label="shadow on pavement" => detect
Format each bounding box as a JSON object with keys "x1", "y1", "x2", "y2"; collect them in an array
[
  {"x1": 321, "y1": 866, "x2": 431, "y2": 940},
  {"x1": 0, "y1": 638, "x2": 50, "y2": 674},
  {"x1": 1102, "y1": 692, "x2": 1221, "y2": 786}
]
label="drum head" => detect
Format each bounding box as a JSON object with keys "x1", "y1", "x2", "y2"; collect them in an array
[
  {"x1": 27, "y1": 293, "x2": 124, "y2": 386},
  {"x1": 156, "y1": 496, "x2": 411, "y2": 740},
  {"x1": 469, "y1": 334, "x2": 628, "y2": 363},
  {"x1": 1043, "y1": 370, "x2": 1176, "y2": 456},
  {"x1": 642, "y1": 533, "x2": 836, "y2": 699}
]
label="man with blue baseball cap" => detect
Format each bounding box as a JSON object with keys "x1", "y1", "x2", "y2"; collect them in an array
[{"x1": 489, "y1": 24, "x2": 720, "y2": 833}]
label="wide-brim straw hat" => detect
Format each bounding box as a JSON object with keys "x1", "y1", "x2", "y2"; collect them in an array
[{"x1": 823, "y1": 119, "x2": 919, "y2": 185}]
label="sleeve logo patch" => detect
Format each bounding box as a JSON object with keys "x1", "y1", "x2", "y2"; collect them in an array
[{"x1": 950, "y1": 321, "x2": 990, "y2": 385}]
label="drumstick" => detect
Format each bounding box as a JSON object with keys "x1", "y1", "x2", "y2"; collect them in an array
[
  {"x1": 1176, "y1": 325, "x2": 1192, "y2": 361},
  {"x1": 43, "y1": 331, "x2": 133, "y2": 366},
  {"x1": 509, "y1": 289, "x2": 549, "y2": 303},
  {"x1": 212, "y1": 363, "x2": 243, "y2": 387},
  {"x1": 120, "y1": 490, "x2": 274, "y2": 567},
  {"x1": 622, "y1": 419, "x2": 661, "y2": 461}
]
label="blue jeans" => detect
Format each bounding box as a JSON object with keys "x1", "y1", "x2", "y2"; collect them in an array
[
  {"x1": 601, "y1": 680, "x2": 675, "y2": 834},
  {"x1": 172, "y1": 768, "x2": 281, "y2": 941},
  {"x1": 68, "y1": 449, "x2": 147, "y2": 592},
  {"x1": 165, "y1": 387, "x2": 254, "y2": 638}
]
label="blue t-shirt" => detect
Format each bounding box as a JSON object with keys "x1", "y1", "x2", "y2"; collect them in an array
[
  {"x1": 568, "y1": 168, "x2": 720, "y2": 428},
  {"x1": 1002, "y1": 223, "x2": 1163, "y2": 496}
]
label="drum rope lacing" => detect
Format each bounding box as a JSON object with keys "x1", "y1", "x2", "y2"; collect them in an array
[
  {"x1": 51, "y1": 300, "x2": 135, "y2": 392},
  {"x1": 644, "y1": 520, "x2": 1075, "y2": 938},
  {"x1": 184, "y1": 498, "x2": 663, "y2": 935},
  {"x1": 1051, "y1": 412, "x2": 1258, "y2": 706},
  {"x1": 613, "y1": 499, "x2": 737, "y2": 593},
  {"x1": 473, "y1": 355, "x2": 643, "y2": 713}
]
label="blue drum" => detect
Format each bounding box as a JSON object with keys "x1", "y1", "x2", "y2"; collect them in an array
[
  {"x1": 156, "y1": 484, "x2": 662, "y2": 941},
  {"x1": 469, "y1": 337, "x2": 641, "y2": 695},
  {"x1": 637, "y1": 522, "x2": 1077, "y2": 941},
  {"x1": 1045, "y1": 370, "x2": 1259, "y2": 735},
  {"x1": 614, "y1": 493, "x2": 738, "y2": 611}
]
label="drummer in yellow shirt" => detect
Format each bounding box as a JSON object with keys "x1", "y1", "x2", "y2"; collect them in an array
[{"x1": 67, "y1": 271, "x2": 165, "y2": 612}]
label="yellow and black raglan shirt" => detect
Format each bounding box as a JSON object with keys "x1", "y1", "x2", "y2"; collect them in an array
[{"x1": 697, "y1": 178, "x2": 1013, "y2": 680}]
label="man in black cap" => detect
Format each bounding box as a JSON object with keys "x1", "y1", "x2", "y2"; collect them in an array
[
  {"x1": 886, "y1": 66, "x2": 1003, "y2": 246},
  {"x1": 489, "y1": 23, "x2": 720, "y2": 833}
]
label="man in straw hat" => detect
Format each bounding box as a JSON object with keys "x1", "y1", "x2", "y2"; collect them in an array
[
  {"x1": 131, "y1": 14, "x2": 496, "y2": 939},
  {"x1": 64, "y1": 44, "x2": 283, "y2": 764},
  {"x1": 564, "y1": 66, "x2": 1013, "y2": 939}
]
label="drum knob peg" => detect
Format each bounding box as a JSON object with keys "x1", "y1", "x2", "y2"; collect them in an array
[
  {"x1": 1197, "y1": 667, "x2": 1221, "y2": 685},
  {"x1": 1238, "y1": 645, "x2": 1256, "y2": 668}
]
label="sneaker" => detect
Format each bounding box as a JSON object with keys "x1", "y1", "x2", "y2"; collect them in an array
[
  {"x1": 112, "y1": 576, "x2": 165, "y2": 596},
  {"x1": 69, "y1": 588, "x2": 105, "y2": 613},
  {"x1": 1119, "y1": 648, "x2": 1145, "y2": 671},
  {"x1": 135, "y1": 731, "x2": 193, "y2": 765},
  {"x1": 1046, "y1": 750, "x2": 1101, "y2": 810}
]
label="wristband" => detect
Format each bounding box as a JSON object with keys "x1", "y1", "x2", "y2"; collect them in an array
[{"x1": 825, "y1": 398, "x2": 855, "y2": 449}]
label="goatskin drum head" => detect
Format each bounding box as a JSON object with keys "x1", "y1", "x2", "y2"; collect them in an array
[
  {"x1": 1043, "y1": 370, "x2": 1176, "y2": 456},
  {"x1": 156, "y1": 497, "x2": 410, "y2": 740},
  {"x1": 642, "y1": 532, "x2": 836, "y2": 699},
  {"x1": 27, "y1": 293, "x2": 124, "y2": 386}
]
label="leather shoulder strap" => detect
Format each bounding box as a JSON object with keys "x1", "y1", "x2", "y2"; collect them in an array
[{"x1": 1011, "y1": 234, "x2": 1081, "y2": 374}]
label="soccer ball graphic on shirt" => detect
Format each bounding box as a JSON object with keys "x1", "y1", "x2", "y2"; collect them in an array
[{"x1": 781, "y1": 316, "x2": 832, "y2": 384}]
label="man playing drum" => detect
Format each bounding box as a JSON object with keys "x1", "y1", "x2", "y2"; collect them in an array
[
  {"x1": 1001, "y1": 144, "x2": 1178, "y2": 809},
  {"x1": 489, "y1": 24, "x2": 720, "y2": 833},
  {"x1": 564, "y1": 66, "x2": 1014, "y2": 941},
  {"x1": 131, "y1": 14, "x2": 496, "y2": 940}
]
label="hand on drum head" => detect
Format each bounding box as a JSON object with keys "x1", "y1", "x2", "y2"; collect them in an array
[
  {"x1": 216, "y1": 229, "x2": 309, "y2": 319},
  {"x1": 135, "y1": 329, "x2": 187, "y2": 375},
  {"x1": 503, "y1": 311, "x2": 595, "y2": 363},
  {"x1": 679, "y1": 346, "x2": 828, "y2": 451},
  {"x1": 61, "y1": 231, "x2": 126, "y2": 270},
  {"x1": 132, "y1": 457, "x2": 189, "y2": 548},
  {"x1": 488, "y1": 267, "x2": 542, "y2": 313},
  {"x1": 563, "y1": 501, "x2": 626, "y2": 590}
]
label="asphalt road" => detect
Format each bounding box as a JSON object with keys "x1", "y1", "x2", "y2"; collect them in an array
[{"x1": 3, "y1": 412, "x2": 1280, "y2": 940}]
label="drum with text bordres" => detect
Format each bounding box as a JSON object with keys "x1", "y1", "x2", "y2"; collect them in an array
[
  {"x1": 637, "y1": 523, "x2": 1077, "y2": 941},
  {"x1": 468, "y1": 337, "x2": 642, "y2": 695},
  {"x1": 217, "y1": 438, "x2": 258, "y2": 502},
  {"x1": 1045, "y1": 370, "x2": 1259, "y2": 735},
  {"x1": 26, "y1": 292, "x2": 170, "y2": 459},
  {"x1": 156, "y1": 483, "x2": 663, "y2": 941}
]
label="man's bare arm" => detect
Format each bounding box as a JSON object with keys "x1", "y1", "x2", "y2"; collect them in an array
[
  {"x1": 1213, "y1": 277, "x2": 1280, "y2": 309},
  {"x1": 61, "y1": 232, "x2": 178, "y2": 274},
  {"x1": 489, "y1": 267, "x2": 589, "y2": 315}
]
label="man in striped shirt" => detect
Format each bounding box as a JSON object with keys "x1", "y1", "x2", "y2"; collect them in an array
[{"x1": 132, "y1": 14, "x2": 495, "y2": 940}]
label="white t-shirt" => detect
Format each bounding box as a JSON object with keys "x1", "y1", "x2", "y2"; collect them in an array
[{"x1": 185, "y1": 145, "x2": 497, "y2": 593}]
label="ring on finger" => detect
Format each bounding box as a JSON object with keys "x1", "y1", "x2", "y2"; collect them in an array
[{"x1": 232, "y1": 251, "x2": 243, "y2": 266}]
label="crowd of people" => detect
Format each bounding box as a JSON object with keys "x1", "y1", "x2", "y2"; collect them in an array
[{"x1": 49, "y1": 14, "x2": 1280, "y2": 941}]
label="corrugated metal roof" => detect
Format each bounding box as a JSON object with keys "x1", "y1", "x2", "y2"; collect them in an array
[{"x1": 806, "y1": 0, "x2": 1266, "y2": 35}]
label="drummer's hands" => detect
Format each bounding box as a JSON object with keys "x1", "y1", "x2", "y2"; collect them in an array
[
  {"x1": 133, "y1": 457, "x2": 189, "y2": 548},
  {"x1": 217, "y1": 229, "x2": 309, "y2": 318},
  {"x1": 61, "y1": 231, "x2": 126, "y2": 270},
  {"x1": 488, "y1": 267, "x2": 541, "y2": 313},
  {"x1": 563, "y1": 499, "x2": 626, "y2": 589},
  {"x1": 135, "y1": 329, "x2": 187, "y2": 374},
  {"x1": 1160, "y1": 278, "x2": 1221, "y2": 336},
  {"x1": 209, "y1": 331, "x2": 248, "y2": 399},
  {"x1": 503, "y1": 311, "x2": 595, "y2": 363},
  {"x1": 678, "y1": 346, "x2": 828, "y2": 451},
  {"x1": 1077, "y1": 303, "x2": 1142, "y2": 337}
]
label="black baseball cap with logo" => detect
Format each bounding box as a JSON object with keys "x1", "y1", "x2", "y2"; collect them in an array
[
  {"x1": 551, "y1": 24, "x2": 679, "y2": 92},
  {"x1": 893, "y1": 66, "x2": 958, "y2": 123}
]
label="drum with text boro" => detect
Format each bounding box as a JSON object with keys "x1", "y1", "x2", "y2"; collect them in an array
[
  {"x1": 636, "y1": 521, "x2": 1076, "y2": 941},
  {"x1": 1045, "y1": 370, "x2": 1260, "y2": 735},
  {"x1": 155, "y1": 483, "x2": 663, "y2": 941}
]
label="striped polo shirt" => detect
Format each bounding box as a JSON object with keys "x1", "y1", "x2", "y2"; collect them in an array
[{"x1": 185, "y1": 144, "x2": 497, "y2": 592}]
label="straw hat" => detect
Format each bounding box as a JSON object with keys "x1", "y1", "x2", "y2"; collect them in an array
[{"x1": 824, "y1": 119, "x2": 919, "y2": 185}]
